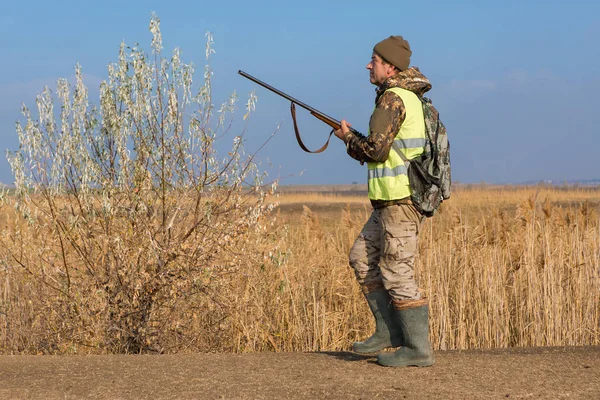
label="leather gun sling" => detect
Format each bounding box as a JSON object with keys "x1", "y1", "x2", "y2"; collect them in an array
[{"x1": 290, "y1": 102, "x2": 333, "y2": 153}]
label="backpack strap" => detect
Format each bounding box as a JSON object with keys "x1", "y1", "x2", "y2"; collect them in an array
[{"x1": 290, "y1": 102, "x2": 333, "y2": 153}]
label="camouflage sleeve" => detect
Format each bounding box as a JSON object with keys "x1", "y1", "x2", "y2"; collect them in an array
[{"x1": 344, "y1": 91, "x2": 406, "y2": 163}]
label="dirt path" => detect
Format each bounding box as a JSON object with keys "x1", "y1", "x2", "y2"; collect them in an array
[{"x1": 1, "y1": 346, "x2": 598, "y2": 399}]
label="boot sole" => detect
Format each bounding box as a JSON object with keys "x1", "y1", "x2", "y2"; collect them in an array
[
  {"x1": 377, "y1": 355, "x2": 435, "y2": 367},
  {"x1": 353, "y1": 348, "x2": 387, "y2": 356},
  {"x1": 353, "y1": 342, "x2": 402, "y2": 355},
  {"x1": 378, "y1": 359, "x2": 434, "y2": 367}
]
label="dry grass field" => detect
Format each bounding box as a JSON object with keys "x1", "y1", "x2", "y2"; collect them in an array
[{"x1": 1, "y1": 184, "x2": 599, "y2": 354}]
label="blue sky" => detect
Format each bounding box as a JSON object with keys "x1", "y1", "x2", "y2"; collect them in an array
[{"x1": 1, "y1": 0, "x2": 599, "y2": 185}]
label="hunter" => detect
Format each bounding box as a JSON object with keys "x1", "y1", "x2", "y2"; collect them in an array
[{"x1": 333, "y1": 35, "x2": 435, "y2": 367}]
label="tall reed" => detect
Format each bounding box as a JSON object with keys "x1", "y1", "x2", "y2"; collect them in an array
[{"x1": 1, "y1": 186, "x2": 598, "y2": 354}]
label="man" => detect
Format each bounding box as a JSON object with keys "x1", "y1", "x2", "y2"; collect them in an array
[{"x1": 333, "y1": 35, "x2": 434, "y2": 367}]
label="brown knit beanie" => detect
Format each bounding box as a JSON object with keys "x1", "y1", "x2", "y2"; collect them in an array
[{"x1": 373, "y1": 36, "x2": 411, "y2": 71}]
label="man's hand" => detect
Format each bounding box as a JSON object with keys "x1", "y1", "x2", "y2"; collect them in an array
[{"x1": 334, "y1": 119, "x2": 352, "y2": 141}]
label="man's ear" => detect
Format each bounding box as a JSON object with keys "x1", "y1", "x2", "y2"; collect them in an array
[{"x1": 386, "y1": 64, "x2": 398, "y2": 77}]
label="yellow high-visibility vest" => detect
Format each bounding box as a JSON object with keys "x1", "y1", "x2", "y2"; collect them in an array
[{"x1": 367, "y1": 87, "x2": 426, "y2": 201}]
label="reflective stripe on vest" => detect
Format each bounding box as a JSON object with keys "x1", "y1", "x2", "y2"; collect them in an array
[{"x1": 367, "y1": 87, "x2": 425, "y2": 201}]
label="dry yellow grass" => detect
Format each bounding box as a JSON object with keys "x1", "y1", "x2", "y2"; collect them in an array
[
  {"x1": 239, "y1": 184, "x2": 600, "y2": 351},
  {"x1": 1, "y1": 185, "x2": 599, "y2": 354}
]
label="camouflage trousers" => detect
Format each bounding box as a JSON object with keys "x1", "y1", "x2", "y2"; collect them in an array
[{"x1": 349, "y1": 203, "x2": 424, "y2": 301}]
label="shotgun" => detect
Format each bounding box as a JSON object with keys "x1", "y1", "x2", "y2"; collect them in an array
[{"x1": 238, "y1": 70, "x2": 360, "y2": 153}]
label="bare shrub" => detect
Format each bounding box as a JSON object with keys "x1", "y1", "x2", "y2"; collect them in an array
[{"x1": 0, "y1": 14, "x2": 278, "y2": 354}]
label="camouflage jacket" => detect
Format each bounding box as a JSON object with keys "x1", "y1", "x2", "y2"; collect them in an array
[{"x1": 345, "y1": 67, "x2": 432, "y2": 163}]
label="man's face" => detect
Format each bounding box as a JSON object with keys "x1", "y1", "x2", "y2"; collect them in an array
[{"x1": 366, "y1": 53, "x2": 396, "y2": 86}]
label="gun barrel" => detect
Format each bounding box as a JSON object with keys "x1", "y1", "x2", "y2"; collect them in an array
[{"x1": 238, "y1": 70, "x2": 341, "y2": 127}]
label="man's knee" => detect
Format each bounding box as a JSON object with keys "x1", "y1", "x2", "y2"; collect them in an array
[
  {"x1": 349, "y1": 239, "x2": 369, "y2": 274},
  {"x1": 349, "y1": 251, "x2": 383, "y2": 286},
  {"x1": 348, "y1": 245, "x2": 362, "y2": 270},
  {"x1": 349, "y1": 256, "x2": 369, "y2": 281}
]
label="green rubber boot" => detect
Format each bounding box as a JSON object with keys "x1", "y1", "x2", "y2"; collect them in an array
[
  {"x1": 353, "y1": 289, "x2": 402, "y2": 355},
  {"x1": 377, "y1": 302, "x2": 434, "y2": 367}
]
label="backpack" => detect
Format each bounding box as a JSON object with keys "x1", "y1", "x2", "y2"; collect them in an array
[{"x1": 399, "y1": 97, "x2": 451, "y2": 217}]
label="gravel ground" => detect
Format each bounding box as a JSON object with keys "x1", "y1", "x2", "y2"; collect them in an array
[{"x1": 1, "y1": 346, "x2": 598, "y2": 399}]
